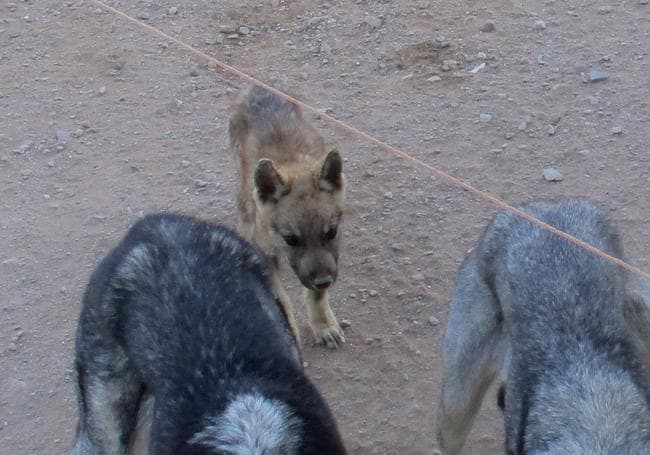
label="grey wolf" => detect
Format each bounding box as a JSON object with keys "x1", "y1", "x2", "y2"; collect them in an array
[
  {"x1": 229, "y1": 85, "x2": 346, "y2": 348},
  {"x1": 72, "y1": 213, "x2": 347, "y2": 454},
  {"x1": 436, "y1": 198, "x2": 650, "y2": 454}
]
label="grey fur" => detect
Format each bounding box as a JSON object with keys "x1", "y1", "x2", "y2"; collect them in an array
[
  {"x1": 72, "y1": 214, "x2": 346, "y2": 454},
  {"x1": 437, "y1": 199, "x2": 650, "y2": 455},
  {"x1": 190, "y1": 392, "x2": 302, "y2": 455}
]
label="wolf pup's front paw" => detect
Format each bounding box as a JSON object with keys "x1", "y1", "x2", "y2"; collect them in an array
[{"x1": 313, "y1": 323, "x2": 345, "y2": 349}]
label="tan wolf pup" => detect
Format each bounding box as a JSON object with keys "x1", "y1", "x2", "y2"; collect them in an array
[{"x1": 229, "y1": 86, "x2": 346, "y2": 348}]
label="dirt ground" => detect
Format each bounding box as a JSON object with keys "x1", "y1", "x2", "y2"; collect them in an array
[{"x1": 1, "y1": 0, "x2": 649, "y2": 453}]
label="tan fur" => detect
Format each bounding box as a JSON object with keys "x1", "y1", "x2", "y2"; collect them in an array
[{"x1": 230, "y1": 86, "x2": 346, "y2": 348}]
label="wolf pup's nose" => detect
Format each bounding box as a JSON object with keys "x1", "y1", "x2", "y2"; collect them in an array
[{"x1": 313, "y1": 275, "x2": 333, "y2": 290}]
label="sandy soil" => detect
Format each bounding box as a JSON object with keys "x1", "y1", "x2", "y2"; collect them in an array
[{"x1": 1, "y1": 0, "x2": 649, "y2": 453}]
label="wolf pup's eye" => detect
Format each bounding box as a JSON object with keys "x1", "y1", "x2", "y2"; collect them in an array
[
  {"x1": 324, "y1": 225, "x2": 338, "y2": 240},
  {"x1": 282, "y1": 234, "x2": 300, "y2": 247}
]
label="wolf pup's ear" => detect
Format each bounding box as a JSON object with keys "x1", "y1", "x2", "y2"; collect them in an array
[
  {"x1": 254, "y1": 159, "x2": 288, "y2": 204},
  {"x1": 319, "y1": 149, "x2": 344, "y2": 192}
]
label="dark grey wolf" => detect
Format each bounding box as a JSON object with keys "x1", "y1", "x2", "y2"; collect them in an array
[
  {"x1": 436, "y1": 199, "x2": 650, "y2": 454},
  {"x1": 72, "y1": 213, "x2": 347, "y2": 454},
  {"x1": 230, "y1": 85, "x2": 346, "y2": 348}
]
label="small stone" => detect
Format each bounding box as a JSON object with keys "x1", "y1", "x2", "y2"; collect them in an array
[
  {"x1": 368, "y1": 290, "x2": 378, "y2": 297},
  {"x1": 84, "y1": 214, "x2": 107, "y2": 226},
  {"x1": 226, "y1": 33, "x2": 239, "y2": 40},
  {"x1": 137, "y1": 11, "x2": 150, "y2": 20},
  {"x1": 480, "y1": 21, "x2": 495, "y2": 32},
  {"x1": 364, "y1": 16, "x2": 382, "y2": 29},
  {"x1": 441, "y1": 59, "x2": 457, "y2": 72},
  {"x1": 611, "y1": 126, "x2": 623, "y2": 135},
  {"x1": 480, "y1": 113, "x2": 492, "y2": 123},
  {"x1": 238, "y1": 26, "x2": 250, "y2": 35},
  {"x1": 587, "y1": 70, "x2": 608, "y2": 82},
  {"x1": 189, "y1": 67, "x2": 199, "y2": 77},
  {"x1": 597, "y1": 6, "x2": 614, "y2": 14},
  {"x1": 180, "y1": 160, "x2": 191, "y2": 168},
  {"x1": 548, "y1": 124, "x2": 557, "y2": 136},
  {"x1": 20, "y1": 169, "x2": 33, "y2": 177},
  {"x1": 194, "y1": 179, "x2": 209, "y2": 188},
  {"x1": 412, "y1": 273, "x2": 425, "y2": 282},
  {"x1": 364, "y1": 337, "x2": 377, "y2": 345},
  {"x1": 55, "y1": 130, "x2": 71, "y2": 142},
  {"x1": 384, "y1": 191, "x2": 393, "y2": 200},
  {"x1": 427, "y1": 75, "x2": 442, "y2": 82},
  {"x1": 98, "y1": 86, "x2": 106, "y2": 95},
  {"x1": 428, "y1": 315, "x2": 440, "y2": 326},
  {"x1": 340, "y1": 319, "x2": 352, "y2": 329},
  {"x1": 468, "y1": 62, "x2": 486, "y2": 74},
  {"x1": 477, "y1": 51, "x2": 487, "y2": 60},
  {"x1": 641, "y1": 0, "x2": 649, "y2": 5},
  {"x1": 168, "y1": 6, "x2": 178, "y2": 15},
  {"x1": 543, "y1": 167, "x2": 563, "y2": 182},
  {"x1": 215, "y1": 34, "x2": 225, "y2": 44},
  {"x1": 533, "y1": 20, "x2": 546, "y2": 30}
]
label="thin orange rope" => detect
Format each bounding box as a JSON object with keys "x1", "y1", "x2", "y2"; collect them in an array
[{"x1": 89, "y1": 0, "x2": 650, "y2": 282}]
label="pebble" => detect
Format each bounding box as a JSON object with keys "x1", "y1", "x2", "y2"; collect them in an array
[
  {"x1": 412, "y1": 273, "x2": 425, "y2": 282},
  {"x1": 137, "y1": 12, "x2": 150, "y2": 20},
  {"x1": 168, "y1": 6, "x2": 178, "y2": 15},
  {"x1": 597, "y1": 6, "x2": 614, "y2": 14},
  {"x1": 441, "y1": 59, "x2": 457, "y2": 72},
  {"x1": 55, "y1": 130, "x2": 71, "y2": 142},
  {"x1": 480, "y1": 113, "x2": 492, "y2": 123},
  {"x1": 384, "y1": 191, "x2": 393, "y2": 200},
  {"x1": 428, "y1": 315, "x2": 440, "y2": 326},
  {"x1": 189, "y1": 67, "x2": 199, "y2": 77},
  {"x1": 427, "y1": 75, "x2": 442, "y2": 82},
  {"x1": 20, "y1": 169, "x2": 33, "y2": 178},
  {"x1": 543, "y1": 167, "x2": 563, "y2": 182},
  {"x1": 84, "y1": 214, "x2": 107, "y2": 226},
  {"x1": 477, "y1": 51, "x2": 487, "y2": 60},
  {"x1": 548, "y1": 124, "x2": 557, "y2": 136},
  {"x1": 533, "y1": 20, "x2": 546, "y2": 30},
  {"x1": 98, "y1": 86, "x2": 107, "y2": 95},
  {"x1": 469, "y1": 62, "x2": 486, "y2": 74},
  {"x1": 641, "y1": 0, "x2": 649, "y2": 5},
  {"x1": 611, "y1": 126, "x2": 623, "y2": 135},
  {"x1": 587, "y1": 70, "x2": 608, "y2": 82},
  {"x1": 368, "y1": 290, "x2": 378, "y2": 297},
  {"x1": 363, "y1": 16, "x2": 382, "y2": 29},
  {"x1": 180, "y1": 160, "x2": 191, "y2": 168},
  {"x1": 480, "y1": 21, "x2": 495, "y2": 32},
  {"x1": 194, "y1": 179, "x2": 209, "y2": 188},
  {"x1": 238, "y1": 26, "x2": 250, "y2": 35},
  {"x1": 339, "y1": 319, "x2": 352, "y2": 329}
]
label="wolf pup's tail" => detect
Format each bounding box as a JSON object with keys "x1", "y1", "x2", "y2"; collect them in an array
[{"x1": 229, "y1": 86, "x2": 301, "y2": 150}]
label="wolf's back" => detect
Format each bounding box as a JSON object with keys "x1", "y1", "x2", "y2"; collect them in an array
[{"x1": 230, "y1": 86, "x2": 301, "y2": 143}]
